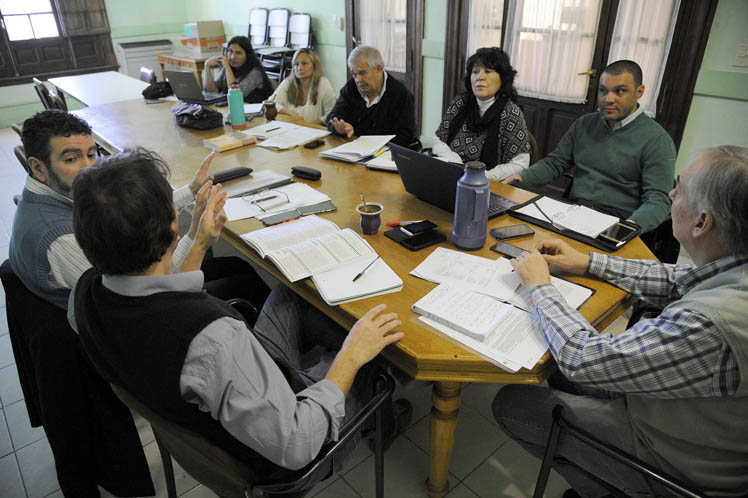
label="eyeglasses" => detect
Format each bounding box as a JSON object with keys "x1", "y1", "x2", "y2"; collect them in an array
[{"x1": 242, "y1": 189, "x2": 290, "y2": 212}]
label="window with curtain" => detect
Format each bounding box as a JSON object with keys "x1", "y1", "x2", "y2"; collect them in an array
[
  {"x1": 466, "y1": 0, "x2": 505, "y2": 56},
  {"x1": 505, "y1": 0, "x2": 603, "y2": 103},
  {"x1": 607, "y1": 0, "x2": 679, "y2": 116},
  {"x1": 359, "y1": 0, "x2": 407, "y2": 72}
]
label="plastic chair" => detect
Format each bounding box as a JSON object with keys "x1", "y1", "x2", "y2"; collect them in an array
[
  {"x1": 288, "y1": 13, "x2": 313, "y2": 50},
  {"x1": 140, "y1": 66, "x2": 157, "y2": 84},
  {"x1": 11, "y1": 122, "x2": 23, "y2": 137},
  {"x1": 248, "y1": 8, "x2": 269, "y2": 47},
  {"x1": 112, "y1": 372, "x2": 395, "y2": 498},
  {"x1": 266, "y1": 8, "x2": 290, "y2": 48},
  {"x1": 533, "y1": 405, "x2": 710, "y2": 498}
]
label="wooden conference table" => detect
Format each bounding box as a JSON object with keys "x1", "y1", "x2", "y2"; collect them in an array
[{"x1": 75, "y1": 99, "x2": 654, "y2": 497}]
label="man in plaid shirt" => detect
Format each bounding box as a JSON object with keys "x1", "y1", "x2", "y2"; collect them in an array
[{"x1": 493, "y1": 146, "x2": 748, "y2": 497}]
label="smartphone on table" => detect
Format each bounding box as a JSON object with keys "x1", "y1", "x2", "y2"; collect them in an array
[
  {"x1": 490, "y1": 224, "x2": 535, "y2": 240},
  {"x1": 490, "y1": 241, "x2": 527, "y2": 259}
]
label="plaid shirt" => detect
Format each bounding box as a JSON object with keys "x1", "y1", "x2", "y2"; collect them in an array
[{"x1": 531, "y1": 253, "x2": 748, "y2": 398}]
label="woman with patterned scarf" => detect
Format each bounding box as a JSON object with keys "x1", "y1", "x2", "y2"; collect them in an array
[{"x1": 433, "y1": 47, "x2": 531, "y2": 181}]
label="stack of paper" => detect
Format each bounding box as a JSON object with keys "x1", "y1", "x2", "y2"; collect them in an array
[
  {"x1": 318, "y1": 135, "x2": 395, "y2": 163},
  {"x1": 241, "y1": 121, "x2": 330, "y2": 150},
  {"x1": 410, "y1": 247, "x2": 593, "y2": 311}
]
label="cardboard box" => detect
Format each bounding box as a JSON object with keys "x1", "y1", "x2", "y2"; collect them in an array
[
  {"x1": 184, "y1": 21, "x2": 224, "y2": 39},
  {"x1": 179, "y1": 37, "x2": 226, "y2": 57}
]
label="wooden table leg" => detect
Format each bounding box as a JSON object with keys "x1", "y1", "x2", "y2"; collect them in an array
[
  {"x1": 426, "y1": 381, "x2": 462, "y2": 498},
  {"x1": 158, "y1": 61, "x2": 166, "y2": 81}
]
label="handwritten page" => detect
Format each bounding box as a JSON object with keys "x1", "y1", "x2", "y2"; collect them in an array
[
  {"x1": 411, "y1": 247, "x2": 593, "y2": 311},
  {"x1": 410, "y1": 247, "x2": 519, "y2": 299},
  {"x1": 515, "y1": 197, "x2": 619, "y2": 238}
]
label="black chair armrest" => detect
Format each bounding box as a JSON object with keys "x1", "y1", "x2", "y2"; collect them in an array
[{"x1": 254, "y1": 372, "x2": 395, "y2": 493}]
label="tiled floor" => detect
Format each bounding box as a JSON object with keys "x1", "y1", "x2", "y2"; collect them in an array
[{"x1": 0, "y1": 125, "x2": 690, "y2": 498}]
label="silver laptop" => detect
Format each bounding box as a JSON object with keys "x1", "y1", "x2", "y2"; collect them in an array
[
  {"x1": 389, "y1": 143, "x2": 516, "y2": 219},
  {"x1": 164, "y1": 69, "x2": 227, "y2": 105}
]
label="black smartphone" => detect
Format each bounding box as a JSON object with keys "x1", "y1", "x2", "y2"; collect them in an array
[
  {"x1": 399, "y1": 220, "x2": 437, "y2": 236},
  {"x1": 490, "y1": 224, "x2": 535, "y2": 240},
  {"x1": 401, "y1": 230, "x2": 446, "y2": 251},
  {"x1": 598, "y1": 222, "x2": 638, "y2": 245},
  {"x1": 490, "y1": 241, "x2": 527, "y2": 259},
  {"x1": 303, "y1": 139, "x2": 325, "y2": 149}
]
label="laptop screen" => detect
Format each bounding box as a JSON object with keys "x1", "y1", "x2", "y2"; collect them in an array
[{"x1": 389, "y1": 143, "x2": 464, "y2": 213}]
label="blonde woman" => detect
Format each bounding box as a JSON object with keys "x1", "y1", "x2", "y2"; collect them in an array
[{"x1": 271, "y1": 48, "x2": 336, "y2": 123}]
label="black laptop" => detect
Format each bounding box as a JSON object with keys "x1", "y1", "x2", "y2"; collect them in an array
[
  {"x1": 389, "y1": 143, "x2": 517, "y2": 219},
  {"x1": 165, "y1": 69, "x2": 227, "y2": 105}
]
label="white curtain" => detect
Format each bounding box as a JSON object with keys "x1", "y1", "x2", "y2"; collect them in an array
[
  {"x1": 607, "y1": 0, "x2": 680, "y2": 116},
  {"x1": 466, "y1": 0, "x2": 506, "y2": 56},
  {"x1": 359, "y1": 0, "x2": 407, "y2": 72},
  {"x1": 505, "y1": 0, "x2": 603, "y2": 103}
]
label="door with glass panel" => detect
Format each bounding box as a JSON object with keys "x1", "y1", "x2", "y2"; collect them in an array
[
  {"x1": 345, "y1": 0, "x2": 424, "y2": 128},
  {"x1": 453, "y1": 0, "x2": 679, "y2": 159}
]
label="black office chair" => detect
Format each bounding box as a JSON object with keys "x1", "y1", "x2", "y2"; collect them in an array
[
  {"x1": 0, "y1": 260, "x2": 153, "y2": 497},
  {"x1": 113, "y1": 372, "x2": 396, "y2": 498},
  {"x1": 14, "y1": 145, "x2": 29, "y2": 174},
  {"x1": 533, "y1": 405, "x2": 710, "y2": 498},
  {"x1": 32, "y1": 77, "x2": 53, "y2": 109}
]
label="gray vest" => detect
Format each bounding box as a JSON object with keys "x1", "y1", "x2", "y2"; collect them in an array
[
  {"x1": 626, "y1": 262, "x2": 748, "y2": 491},
  {"x1": 9, "y1": 188, "x2": 75, "y2": 309}
]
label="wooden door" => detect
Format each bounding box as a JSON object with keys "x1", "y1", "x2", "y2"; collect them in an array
[{"x1": 345, "y1": 0, "x2": 424, "y2": 129}]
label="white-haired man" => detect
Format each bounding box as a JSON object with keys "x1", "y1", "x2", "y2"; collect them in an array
[
  {"x1": 326, "y1": 45, "x2": 419, "y2": 148},
  {"x1": 495, "y1": 146, "x2": 748, "y2": 496}
]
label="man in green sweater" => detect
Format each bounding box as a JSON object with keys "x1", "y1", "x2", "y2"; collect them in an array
[{"x1": 504, "y1": 60, "x2": 676, "y2": 234}]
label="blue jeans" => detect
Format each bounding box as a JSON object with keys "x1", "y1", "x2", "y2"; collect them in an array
[
  {"x1": 492, "y1": 372, "x2": 673, "y2": 498},
  {"x1": 252, "y1": 286, "x2": 386, "y2": 489}
]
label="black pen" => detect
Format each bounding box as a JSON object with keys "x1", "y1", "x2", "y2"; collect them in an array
[
  {"x1": 265, "y1": 126, "x2": 280, "y2": 133},
  {"x1": 533, "y1": 201, "x2": 556, "y2": 226},
  {"x1": 251, "y1": 195, "x2": 278, "y2": 204},
  {"x1": 352, "y1": 255, "x2": 380, "y2": 282}
]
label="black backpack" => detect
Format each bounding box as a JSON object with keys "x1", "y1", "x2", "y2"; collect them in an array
[
  {"x1": 171, "y1": 102, "x2": 223, "y2": 130},
  {"x1": 141, "y1": 81, "x2": 173, "y2": 99}
]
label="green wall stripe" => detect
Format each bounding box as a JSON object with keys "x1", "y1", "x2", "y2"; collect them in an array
[{"x1": 694, "y1": 70, "x2": 748, "y2": 101}]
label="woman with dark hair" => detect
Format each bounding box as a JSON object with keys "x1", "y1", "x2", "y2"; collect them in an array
[
  {"x1": 270, "y1": 48, "x2": 336, "y2": 123},
  {"x1": 434, "y1": 47, "x2": 531, "y2": 181},
  {"x1": 203, "y1": 35, "x2": 272, "y2": 102}
]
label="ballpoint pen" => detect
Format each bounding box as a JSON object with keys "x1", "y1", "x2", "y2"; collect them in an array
[
  {"x1": 533, "y1": 202, "x2": 557, "y2": 227},
  {"x1": 385, "y1": 220, "x2": 424, "y2": 227},
  {"x1": 251, "y1": 195, "x2": 278, "y2": 204},
  {"x1": 352, "y1": 255, "x2": 380, "y2": 282},
  {"x1": 265, "y1": 126, "x2": 280, "y2": 133}
]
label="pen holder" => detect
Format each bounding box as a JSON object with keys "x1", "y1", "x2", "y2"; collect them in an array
[{"x1": 355, "y1": 203, "x2": 383, "y2": 235}]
